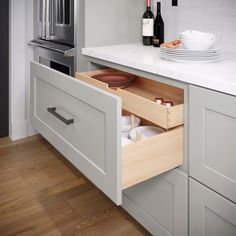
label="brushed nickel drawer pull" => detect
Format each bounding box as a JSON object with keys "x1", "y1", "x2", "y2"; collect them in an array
[{"x1": 47, "y1": 107, "x2": 74, "y2": 125}]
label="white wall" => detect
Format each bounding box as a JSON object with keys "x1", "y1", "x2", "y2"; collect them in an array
[
  {"x1": 153, "y1": 0, "x2": 236, "y2": 53},
  {"x1": 10, "y1": 0, "x2": 27, "y2": 140},
  {"x1": 9, "y1": 0, "x2": 35, "y2": 140},
  {"x1": 25, "y1": 0, "x2": 36, "y2": 137}
]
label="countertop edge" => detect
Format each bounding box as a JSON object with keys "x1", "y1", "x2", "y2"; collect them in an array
[{"x1": 82, "y1": 46, "x2": 236, "y2": 96}]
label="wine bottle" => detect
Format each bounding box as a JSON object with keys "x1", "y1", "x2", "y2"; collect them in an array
[
  {"x1": 153, "y1": 2, "x2": 164, "y2": 47},
  {"x1": 142, "y1": 0, "x2": 154, "y2": 46}
]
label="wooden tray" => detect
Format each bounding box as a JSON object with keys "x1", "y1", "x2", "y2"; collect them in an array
[{"x1": 76, "y1": 69, "x2": 184, "y2": 129}]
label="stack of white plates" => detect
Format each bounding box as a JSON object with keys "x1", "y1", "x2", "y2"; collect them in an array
[
  {"x1": 121, "y1": 116, "x2": 141, "y2": 138},
  {"x1": 160, "y1": 46, "x2": 223, "y2": 63}
]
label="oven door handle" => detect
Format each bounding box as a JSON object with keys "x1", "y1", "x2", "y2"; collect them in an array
[
  {"x1": 28, "y1": 41, "x2": 75, "y2": 57},
  {"x1": 57, "y1": 0, "x2": 63, "y2": 24},
  {"x1": 62, "y1": 0, "x2": 65, "y2": 24},
  {"x1": 45, "y1": 0, "x2": 50, "y2": 40},
  {"x1": 42, "y1": 0, "x2": 47, "y2": 39},
  {"x1": 43, "y1": 0, "x2": 55, "y2": 40}
]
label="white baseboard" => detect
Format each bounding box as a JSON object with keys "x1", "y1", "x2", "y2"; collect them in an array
[
  {"x1": 27, "y1": 119, "x2": 38, "y2": 137},
  {"x1": 9, "y1": 120, "x2": 28, "y2": 141},
  {"x1": 9, "y1": 119, "x2": 38, "y2": 141}
]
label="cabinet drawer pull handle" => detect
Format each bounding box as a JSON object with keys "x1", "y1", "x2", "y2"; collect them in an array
[{"x1": 47, "y1": 107, "x2": 74, "y2": 125}]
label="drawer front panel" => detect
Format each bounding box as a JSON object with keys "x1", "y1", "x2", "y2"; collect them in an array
[
  {"x1": 35, "y1": 79, "x2": 107, "y2": 171},
  {"x1": 190, "y1": 178, "x2": 236, "y2": 236},
  {"x1": 31, "y1": 62, "x2": 122, "y2": 205},
  {"x1": 189, "y1": 85, "x2": 236, "y2": 203},
  {"x1": 123, "y1": 169, "x2": 188, "y2": 236}
]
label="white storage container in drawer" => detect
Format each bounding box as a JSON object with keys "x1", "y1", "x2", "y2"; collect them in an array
[{"x1": 31, "y1": 62, "x2": 184, "y2": 205}]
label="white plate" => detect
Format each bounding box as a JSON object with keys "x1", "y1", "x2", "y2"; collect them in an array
[
  {"x1": 160, "y1": 50, "x2": 222, "y2": 56},
  {"x1": 160, "y1": 51, "x2": 222, "y2": 57},
  {"x1": 129, "y1": 126, "x2": 165, "y2": 142},
  {"x1": 121, "y1": 131, "x2": 130, "y2": 139},
  {"x1": 161, "y1": 55, "x2": 222, "y2": 61},
  {"x1": 121, "y1": 116, "x2": 141, "y2": 132},
  {"x1": 122, "y1": 137, "x2": 133, "y2": 146},
  {"x1": 160, "y1": 45, "x2": 222, "y2": 54},
  {"x1": 161, "y1": 52, "x2": 222, "y2": 58},
  {"x1": 160, "y1": 55, "x2": 223, "y2": 61},
  {"x1": 161, "y1": 55, "x2": 222, "y2": 63},
  {"x1": 161, "y1": 51, "x2": 222, "y2": 59}
]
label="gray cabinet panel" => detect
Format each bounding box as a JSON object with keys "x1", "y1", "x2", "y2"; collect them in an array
[
  {"x1": 122, "y1": 169, "x2": 188, "y2": 236},
  {"x1": 189, "y1": 178, "x2": 236, "y2": 236},
  {"x1": 84, "y1": 0, "x2": 144, "y2": 47},
  {"x1": 31, "y1": 62, "x2": 122, "y2": 204},
  {"x1": 189, "y1": 85, "x2": 236, "y2": 203},
  {"x1": 76, "y1": 0, "x2": 145, "y2": 71}
]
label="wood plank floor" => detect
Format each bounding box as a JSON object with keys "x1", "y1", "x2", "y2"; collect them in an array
[{"x1": 0, "y1": 135, "x2": 151, "y2": 236}]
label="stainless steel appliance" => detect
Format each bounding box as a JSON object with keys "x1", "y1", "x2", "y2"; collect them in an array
[
  {"x1": 30, "y1": 0, "x2": 76, "y2": 76},
  {"x1": 35, "y1": 0, "x2": 75, "y2": 46},
  {"x1": 32, "y1": 42, "x2": 75, "y2": 76}
]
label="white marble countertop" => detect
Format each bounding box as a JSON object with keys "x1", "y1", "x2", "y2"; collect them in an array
[{"x1": 82, "y1": 44, "x2": 236, "y2": 96}]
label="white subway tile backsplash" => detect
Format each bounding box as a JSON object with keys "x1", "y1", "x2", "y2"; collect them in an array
[
  {"x1": 222, "y1": 32, "x2": 236, "y2": 44},
  {"x1": 152, "y1": 0, "x2": 236, "y2": 53},
  {"x1": 223, "y1": 44, "x2": 236, "y2": 54}
]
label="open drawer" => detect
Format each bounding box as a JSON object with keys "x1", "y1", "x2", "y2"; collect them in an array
[
  {"x1": 31, "y1": 62, "x2": 184, "y2": 205},
  {"x1": 77, "y1": 69, "x2": 184, "y2": 129},
  {"x1": 122, "y1": 125, "x2": 183, "y2": 189}
]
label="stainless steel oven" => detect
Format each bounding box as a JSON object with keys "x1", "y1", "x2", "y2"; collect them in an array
[
  {"x1": 34, "y1": 0, "x2": 75, "y2": 46},
  {"x1": 30, "y1": 0, "x2": 76, "y2": 76},
  {"x1": 33, "y1": 42, "x2": 75, "y2": 76}
]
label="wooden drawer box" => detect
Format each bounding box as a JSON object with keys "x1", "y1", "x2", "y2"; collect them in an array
[
  {"x1": 77, "y1": 69, "x2": 184, "y2": 130},
  {"x1": 31, "y1": 62, "x2": 184, "y2": 205},
  {"x1": 123, "y1": 126, "x2": 183, "y2": 189}
]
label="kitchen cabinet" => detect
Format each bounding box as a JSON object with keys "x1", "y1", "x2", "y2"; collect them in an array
[
  {"x1": 30, "y1": 62, "x2": 185, "y2": 205},
  {"x1": 189, "y1": 178, "x2": 236, "y2": 236},
  {"x1": 122, "y1": 169, "x2": 188, "y2": 236},
  {"x1": 189, "y1": 85, "x2": 236, "y2": 203}
]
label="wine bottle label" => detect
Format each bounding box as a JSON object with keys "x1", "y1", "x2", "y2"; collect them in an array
[
  {"x1": 153, "y1": 37, "x2": 160, "y2": 44},
  {"x1": 142, "y1": 19, "x2": 154, "y2": 36}
]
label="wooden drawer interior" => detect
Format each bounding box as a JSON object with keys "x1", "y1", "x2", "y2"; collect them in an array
[
  {"x1": 76, "y1": 69, "x2": 184, "y2": 129},
  {"x1": 121, "y1": 114, "x2": 184, "y2": 189},
  {"x1": 76, "y1": 69, "x2": 184, "y2": 189}
]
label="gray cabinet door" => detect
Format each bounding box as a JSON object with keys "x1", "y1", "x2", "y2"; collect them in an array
[
  {"x1": 31, "y1": 62, "x2": 122, "y2": 205},
  {"x1": 190, "y1": 178, "x2": 236, "y2": 236},
  {"x1": 122, "y1": 169, "x2": 188, "y2": 236},
  {"x1": 189, "y1": 85, "x2": 236, "y2": 203}
]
